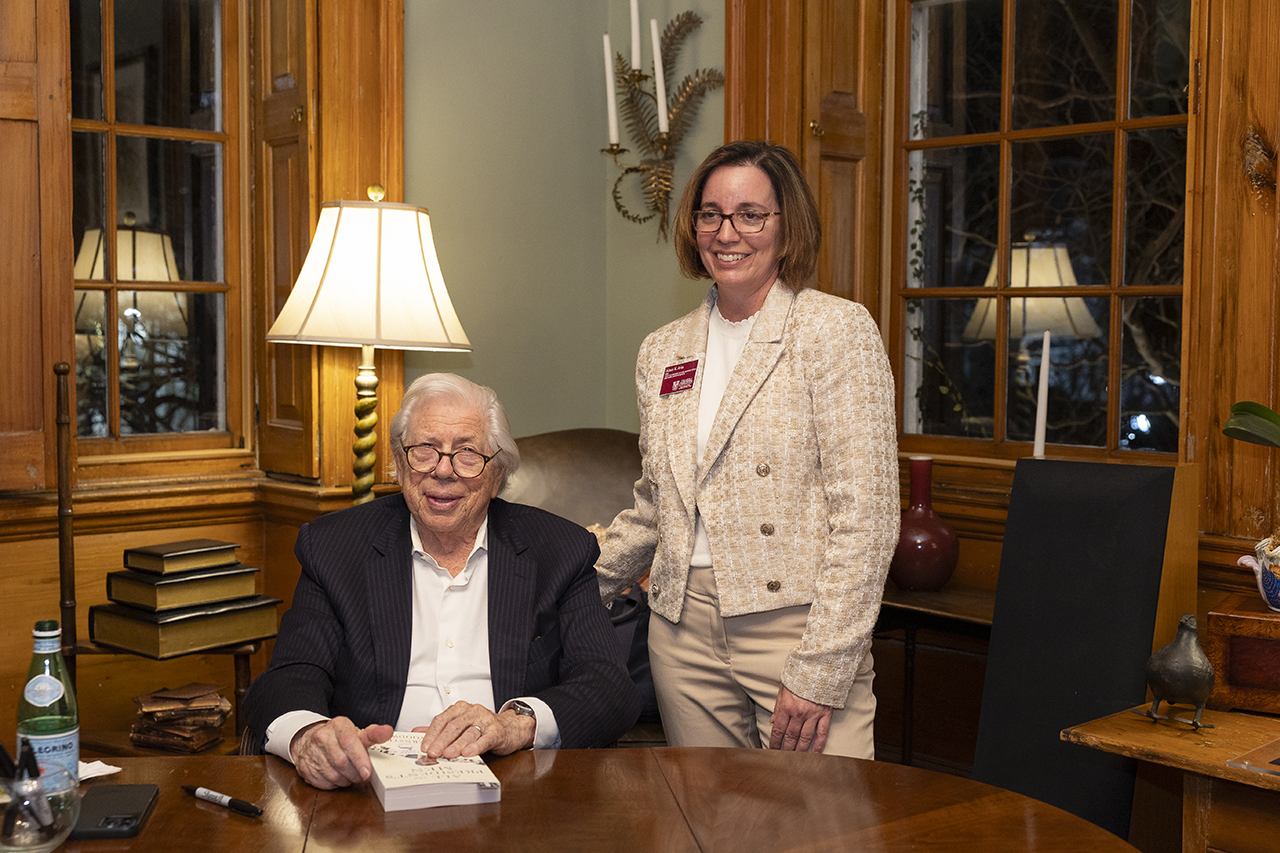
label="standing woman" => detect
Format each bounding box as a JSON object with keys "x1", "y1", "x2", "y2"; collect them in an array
[{"x1": 597, "y1": 140, "x2": 898, "y2": 757}]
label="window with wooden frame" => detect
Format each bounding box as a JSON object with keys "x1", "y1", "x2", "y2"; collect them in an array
[
  {"x1": 894, "y1": 0, "x2": 1190, "y2": 457},
  {"x1": 69, "y1": 0, "x2": 245, "y2": 466}
]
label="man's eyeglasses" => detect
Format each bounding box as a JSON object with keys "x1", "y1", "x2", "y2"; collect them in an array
[
  {"x1": 692, "y1": 209, "x2": 781, "y2": 234},
  {"x1": 402, "y1": 444, "x2": 499, "y2": 479}
]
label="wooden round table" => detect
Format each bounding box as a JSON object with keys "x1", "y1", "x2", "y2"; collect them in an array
[{"x1": 67, "y1": 748, "x2": 1138, "y2": 852}]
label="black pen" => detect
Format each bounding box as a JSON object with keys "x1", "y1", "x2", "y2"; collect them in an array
[{"x1": 182, "y1": 785, "x2": 263, "y2": 817}]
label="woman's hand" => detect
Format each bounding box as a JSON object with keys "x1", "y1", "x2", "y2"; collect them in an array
[
  {"x1": 769, "y1": 685, "x2": 833, "y2": 752},
  {"x1": 413, "y1": 700, "x2": 535, "y2": 759}
]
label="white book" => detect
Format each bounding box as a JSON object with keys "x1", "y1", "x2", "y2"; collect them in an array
[{"x1": 367, "y1": 732, "x2": 501, "y2": 811}]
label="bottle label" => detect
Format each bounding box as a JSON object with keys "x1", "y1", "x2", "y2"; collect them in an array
[
  {"x1": 23, "y1": 674, "x2": 65, "y2": 707},
  {"x1": 33, "y1": 636, "x2": 60, "y2": 653},
  {"x1": 22, "y1": 730, "x2": 79, "y2": 781}
]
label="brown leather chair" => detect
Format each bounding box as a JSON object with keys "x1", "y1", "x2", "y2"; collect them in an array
[{"x1": 501, "y1": 428, "x2": 641, "y2": 530}]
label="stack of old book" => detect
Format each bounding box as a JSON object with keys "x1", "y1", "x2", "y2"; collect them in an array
[
  {"x1": 89, "y1": 538, "x2": 280, "y2": 659},
  {"x1": 130, "y1": 682, "x2": 231, "y2": 753}
]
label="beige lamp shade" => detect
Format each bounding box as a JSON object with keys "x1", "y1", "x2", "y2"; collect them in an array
[
  {"x1": 266, "y1": 199, "x2": 470, "y2": 351},
  {"x1": 74, "y1": 227, "x2": 179, "y2": 281},
  {"x1": 963, "y1": 243, "x2": 1101, "y2": 339}
]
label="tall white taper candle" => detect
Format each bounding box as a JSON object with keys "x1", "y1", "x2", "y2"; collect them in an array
[
  {"x1": 1033, "y1": 329, "x2": 1050, "y2": 457},
  {"x1": 603, "y1": 34, "x2": 620, "y2": 145},
  {"x1": 630, "y1": 0, "x2": 641, "y2": 70},
  {"x1": 650, "y1": 18, "x2": 669, "y2": 133}
]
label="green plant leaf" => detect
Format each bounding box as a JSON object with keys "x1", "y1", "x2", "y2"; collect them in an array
[
  {"x1": 1224, "y1": 409, "x2": 1280, "y2": 448},
  {"x1": 1230, "y1": 400, "x2": 1280, "y2": 426}
]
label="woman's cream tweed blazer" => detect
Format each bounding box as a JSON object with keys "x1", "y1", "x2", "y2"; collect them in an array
[{"x1": 597, "y1": 281, "x2": 899, "y2": 708}]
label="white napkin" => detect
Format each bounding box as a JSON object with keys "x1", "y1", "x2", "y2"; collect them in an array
[{"x1": 79, "y1": 761, "x2": 122, "y2": 780}]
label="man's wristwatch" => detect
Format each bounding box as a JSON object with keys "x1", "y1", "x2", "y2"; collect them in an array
[
  {"x1": 505, "y1": 700, "x2": 537, "y2": 750},
  {"x1": 506, "y1": 700, "x2": 536, "y2": 719}
]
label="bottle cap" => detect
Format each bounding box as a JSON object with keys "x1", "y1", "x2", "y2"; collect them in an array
[{"x1": 32, "y1": 620, "x2": 60, "y2": 639}]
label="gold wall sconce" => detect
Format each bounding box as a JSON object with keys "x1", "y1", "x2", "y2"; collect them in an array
[{"x1": 601, "y1": 10, "x2": 723, "y2": 241}]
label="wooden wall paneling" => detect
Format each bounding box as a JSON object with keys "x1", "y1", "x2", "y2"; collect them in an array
[
  {"x1": 802, "y1": 0, "x2": 883, "y2": 318},
  {"x1": 725, "y1": 0, "x2": 805, "y2": 150},
  {"x1": 0, "y1": 118, "x2": 45, "y2": 488},
  {"x1": 1195, "y1": 0, "x2": 1280, "y2": 572},
  {"x1": 256, "y1": 0, "x2": 320, "y2": 480},
  {"x1": 0, "y1": 0, "x2": 72, "y2": 492},
  {"x1": 312, "y1": 0, "x2": 403, "y2": 494},
  {"x1": 727, "y1": 1, "x2": 884, "y2": 312}
]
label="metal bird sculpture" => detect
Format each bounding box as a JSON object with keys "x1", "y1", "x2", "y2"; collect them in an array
[{"x1": 1132, "y1": 613, "x2": 1216, "y2": 729}]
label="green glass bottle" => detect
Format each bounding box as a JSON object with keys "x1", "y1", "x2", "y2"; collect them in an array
[{"x1": 17, "y1": 620, "x2": 79, "y2": 781}]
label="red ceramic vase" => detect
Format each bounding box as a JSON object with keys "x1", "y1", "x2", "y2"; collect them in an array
[{"x1": 888, "y1": 455, "x2": 959, "y2": 592}]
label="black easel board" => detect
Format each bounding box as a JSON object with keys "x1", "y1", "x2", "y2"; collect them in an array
[{"x1": 972, "y1": 459, "x2": 1174, "y2": 839}]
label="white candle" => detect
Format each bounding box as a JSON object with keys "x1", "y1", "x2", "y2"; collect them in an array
[
  {"x1": 602, "y1": 34, "x2": 620, "y2": 145},
  {"x1": 650, "y1": 18, "x2": 668, "y2": 133},
  {"x1": 1033, "y1": 330, "x2": 1050, "y2": 457},
  {"x1": 629, "y1": 0, "x2": 641, "y2": 70}
]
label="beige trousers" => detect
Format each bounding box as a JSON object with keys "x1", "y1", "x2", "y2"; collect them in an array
[{"x1": 648, "y1": 565, "x2": 877, "y2": 758}]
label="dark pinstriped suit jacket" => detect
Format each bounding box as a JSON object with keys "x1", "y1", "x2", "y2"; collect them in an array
[{"x1": 242, "y1": 494, "x2": 640, "y2": 753}]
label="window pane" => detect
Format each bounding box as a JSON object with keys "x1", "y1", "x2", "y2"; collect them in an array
[
  {"x1": 1013, "y1": 0, "x2": 1117, "y2": 129},
  {"x1": 75, "y1": 289, "x2": 109, "y2": 438},
  {"x1": 70, "y1": 0, "x2": 104, "y2": 121},
  {"x1": 1121, "y1": 296, "x2": 1180, "y2": 452},
  {"x1": 1130, "y1": 0, "x2": 1191, "y2": 118},
  {"x1": 1005, "y1": 300, "x2": 1110, "y2": 446},
  {"x1": 118, "y1": 290, "x2": 226, "y2": 434},
  {"x1": 1011, "y1": 134, "x2": 1114, "y2": 287},
  {"x1": 906, "y1": 145, "x2": 999, "y2": 288},
  {"x1": 904, "y1": 298, "x2": 995, "y2": 438},
  {"x1": 909, "y1": 0, "x2": 1002, "y2": 140},
  {"x1": 114, "y1": 0, "x2": 222, "y2": 131},
  {"x1": 116, "y1": 135, "x2": 224, "y2": 282},
  {"x1": 72, "y1": 132, "x2": 108, "y2": 281},
  {"x1": 1125, "y1": 127, "x2": 1186, "y2": 287}
]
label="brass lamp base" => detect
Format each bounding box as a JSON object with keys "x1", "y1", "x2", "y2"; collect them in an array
[{"x1": 352, "y1": 343, "x2": 378, "y2": 505}]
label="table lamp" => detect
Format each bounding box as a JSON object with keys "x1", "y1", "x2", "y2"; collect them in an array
[
  {"x1": 266, "y1": 185, "x2": 470, "y2": 504},
  {"x1": 74, "y1": 212, "x2": 179, "y2": 281},
  {"x1": 962, "y1": 240, "x2": 1101, "y2": 340}
]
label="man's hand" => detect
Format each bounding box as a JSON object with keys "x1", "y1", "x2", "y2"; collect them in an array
[
  {"x1": 290, "y1": 717, "x2": 394, "y2": 789},
  {"x1": 414, "y1": 701, "x2": 535, "y2": 759},
  {"x1": 768, "y1": 685, "x2": 833, "y2": 753}
]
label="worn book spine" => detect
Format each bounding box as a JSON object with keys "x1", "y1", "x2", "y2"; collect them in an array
[
  {"x1": 108, "y1": 565, "x2": 258, "y2": 611},
  {"x1": 89, "y1": 596, "x2": 280, "y2": 659},
  {"x1": 123, "y1": 539, "x2": 240, "y2": 574}
]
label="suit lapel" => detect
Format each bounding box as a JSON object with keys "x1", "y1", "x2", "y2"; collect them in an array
[
  {"x1": 697, "y1": 282, "x2": 795, "y2": 480},
  {"x1": 485, "y1": 500, "x2": 537, "y2": 705},
  {"x1": 366, "y1": 498, "x2": 415, "y2": 723},
  {"x1": 665, "y1": 290, "x2": 714, "y2": 518}
]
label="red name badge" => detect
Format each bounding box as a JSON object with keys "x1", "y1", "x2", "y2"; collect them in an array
[{"x1": 660, "y1": 360, "x2": 699, "y2": 396}]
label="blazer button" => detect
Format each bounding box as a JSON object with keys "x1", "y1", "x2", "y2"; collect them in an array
[
  {"x1": 760, "y1": 523, "x2": 775, "y2": 536},
  {"x1": 767, "y1": 580, "x2": 781, "y2": 592},
  {"x1": 757, "y1": 463, "x2": 771, "y2": 477},
  {"x1": 651, "y1": 584, "x2": 661, "y2": 598}
]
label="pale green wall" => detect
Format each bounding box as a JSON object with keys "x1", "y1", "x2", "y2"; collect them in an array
[{"x1": 403, "y1": 0, "x2": 723, "y2": 436}]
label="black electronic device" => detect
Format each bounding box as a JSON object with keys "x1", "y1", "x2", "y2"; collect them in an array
[{"x1": 69, "y1": 784, "x2": 159, "y2": 839}]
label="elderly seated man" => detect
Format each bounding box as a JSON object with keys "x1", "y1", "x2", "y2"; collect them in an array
[{"x1": 243, "y1": 373, "x2": 641, "y2": 789}]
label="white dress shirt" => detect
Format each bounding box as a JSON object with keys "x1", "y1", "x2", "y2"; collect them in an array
[{"x1": 264, "y1": 515, "x2": 560, "y2": 762}]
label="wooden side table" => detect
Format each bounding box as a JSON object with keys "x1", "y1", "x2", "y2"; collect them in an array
[
  {"x1": 876, "y1": 583, "x2": 995, "y2": 766},
  {"x1": 1062, "y1": 706, "x2": 1280, "y2": 853}
]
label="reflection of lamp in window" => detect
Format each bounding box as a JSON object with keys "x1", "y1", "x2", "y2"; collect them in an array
[
  {"x1": 73, "y1": 212, "x2": 179, "y2": 281},
  {"x1": 962, "y1": 240, "x2": 1101, "y2": 340},
  {"x1": 266, "y1": 185, "x2": 470, "y2": 505}
]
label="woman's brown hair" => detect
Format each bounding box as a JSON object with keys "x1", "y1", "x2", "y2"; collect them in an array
[{"x1": 672, "y1": 140, "x2": 822, "y2": 288}]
